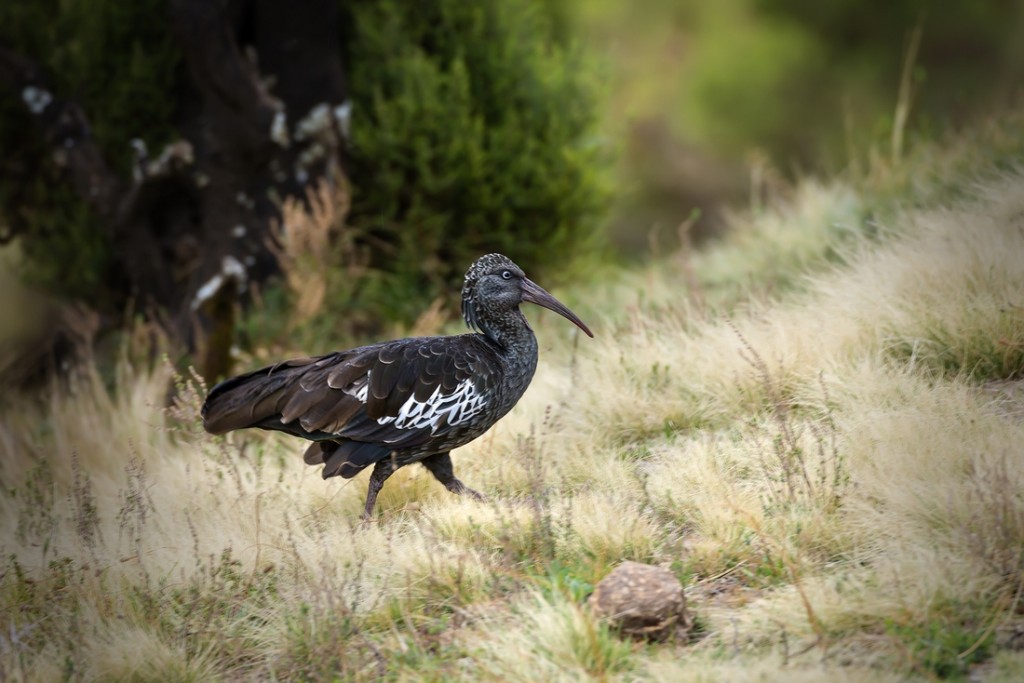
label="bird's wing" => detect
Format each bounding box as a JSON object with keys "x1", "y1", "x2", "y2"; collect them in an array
[
  {"x1": 283, "y1": 336, "x2": 501, "y2": 449},
  {"x1": 202, "y1": 336, "x2": 501, "y2": 478}
]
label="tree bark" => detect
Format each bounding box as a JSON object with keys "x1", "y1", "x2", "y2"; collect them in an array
[
  {"x1": 0, "y1": 45, "x2": 124, "y2": 225},
  {"x1": 1, "y1": 1, "x2": 350, "y2": 382}
]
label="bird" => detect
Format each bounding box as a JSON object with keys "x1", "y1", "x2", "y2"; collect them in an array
[{"x1": 201, "y1": 253, "x2": 594, "y2": 518}]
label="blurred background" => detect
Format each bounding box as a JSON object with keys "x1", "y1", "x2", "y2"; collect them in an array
[
  {"x1": 571, "y1": 0, "x2": 1024, "y2": 248},
  {"x1": 1, "y1": 0, "x2": 1022, "y2": 382}
]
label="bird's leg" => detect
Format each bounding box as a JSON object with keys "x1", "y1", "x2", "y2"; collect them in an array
[
  {"x1": 362, "y1": 458, "x2": 399, "y2": 520},
  {"x1": 421, "y1": 452, "x2": 485, "y2": 501}
]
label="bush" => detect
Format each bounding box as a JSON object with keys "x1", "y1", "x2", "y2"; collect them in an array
[{"x1": 341, "y1": 0, "x2": 610, "y2": 322}]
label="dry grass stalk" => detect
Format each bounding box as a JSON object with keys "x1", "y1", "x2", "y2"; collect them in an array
[{"x1": 269, "y1": 179, "x2": 362, "y2": 328}]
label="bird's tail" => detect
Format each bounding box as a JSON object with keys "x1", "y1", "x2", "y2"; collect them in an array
[
  {"x1": 201, "y1": 352, "x2": 388, "y2": 479},
  {"x1": 201, "y1": 359, "x2": 315, "y2": 435}
]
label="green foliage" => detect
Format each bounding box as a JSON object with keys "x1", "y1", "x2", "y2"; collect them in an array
[
  {"x1": 575, "y1": 0, "x2": 1024, "y2": 200},
  {"x1": 342, "y1": 0, "x2": 610, "y2": 321},
  {"x1": 885, "y1": 612, "x2": 994, "y2": 679},
  {"x1": 677, "y1": 0, "x2": 1024, "y2": 166},
  {"x1": 0, "y1": 0, "x2": 180, "y2": 174},
  {"x1": 8, "y1": 176, "x2": 118, "y2": 299},
  {"x1": 531, "y1": 560, "x2": 596, "y2": 603},
  {"x1": 0, "y1": 0, "x2": 180, "y2": 303},
  {"x1": 681, "y1": 12, "x2": 827, "y2": 160}
]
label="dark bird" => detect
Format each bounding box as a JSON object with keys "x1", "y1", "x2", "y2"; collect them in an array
[{"x1": 201, "y1": 253, "x2": 594, "y2": 518}]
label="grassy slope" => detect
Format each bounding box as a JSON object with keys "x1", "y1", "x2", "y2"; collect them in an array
[{"x1": 2, "y1": 114, "x2": 1024, "y2": 681}]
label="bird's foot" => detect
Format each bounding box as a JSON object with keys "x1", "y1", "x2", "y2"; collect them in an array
[
  {"x1": 450, "y1": 480, "x2": 486, "y2": 502},
  {"x1": 421, "y1": 453, "x2": 486, "y2": 502}
]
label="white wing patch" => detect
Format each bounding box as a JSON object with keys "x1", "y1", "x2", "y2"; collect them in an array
[{"x1": 350, "y1": 373, "x2": 488, "y2": 433}]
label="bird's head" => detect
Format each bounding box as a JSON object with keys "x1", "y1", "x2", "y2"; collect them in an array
[{"x1": 461, "y1": 253, "x2": 594, "y2": 340}]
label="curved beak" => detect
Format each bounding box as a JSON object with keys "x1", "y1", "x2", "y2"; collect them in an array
[{"x1": 521, "y1": 278, "x2": 594, "y2": 338}]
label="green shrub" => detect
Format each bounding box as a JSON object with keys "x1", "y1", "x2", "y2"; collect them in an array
[
  {"x1": 885, "y1": 613, "x2": 994, "y2": 678},
  {"x1": 342, "y1": 0, "x2": 610, "y2": 322}
]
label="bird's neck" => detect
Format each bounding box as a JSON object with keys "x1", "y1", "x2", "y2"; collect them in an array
[
  {"x1": 478, "y1": 308, "x2": 540, "y2": 397},
  {"x1": 480, "y1": 309, "x2": 538, "y2": 359}
]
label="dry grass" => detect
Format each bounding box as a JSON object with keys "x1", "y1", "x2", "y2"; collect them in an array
[
  {"x1": 3, "y1": 124, "x2": 1024, "y2": 680},
  {"x1": 269, "y1": 179, "x2": 365, "y2": 330}
]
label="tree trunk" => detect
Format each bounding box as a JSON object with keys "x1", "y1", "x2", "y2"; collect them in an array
[{"x1": 0, "y1": 0, "x2": 350, "y2": 382}]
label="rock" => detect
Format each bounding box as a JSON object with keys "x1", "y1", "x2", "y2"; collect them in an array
[{"x1": 588, "y1": 561, "x2": 691, "y2": 641}]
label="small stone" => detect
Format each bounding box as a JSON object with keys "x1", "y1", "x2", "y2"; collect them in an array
[{"x1": 588, "y1": 561, "x2": 691, "y2": 641}]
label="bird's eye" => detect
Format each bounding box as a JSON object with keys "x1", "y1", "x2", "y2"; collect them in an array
[{"x1": 501, "y1": 270, "x2": 513, "y2": 280}]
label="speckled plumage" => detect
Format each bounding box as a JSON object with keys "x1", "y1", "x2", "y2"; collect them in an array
[{"x1": 202, "y1": 254, "x2": 593, "y2": 518}]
